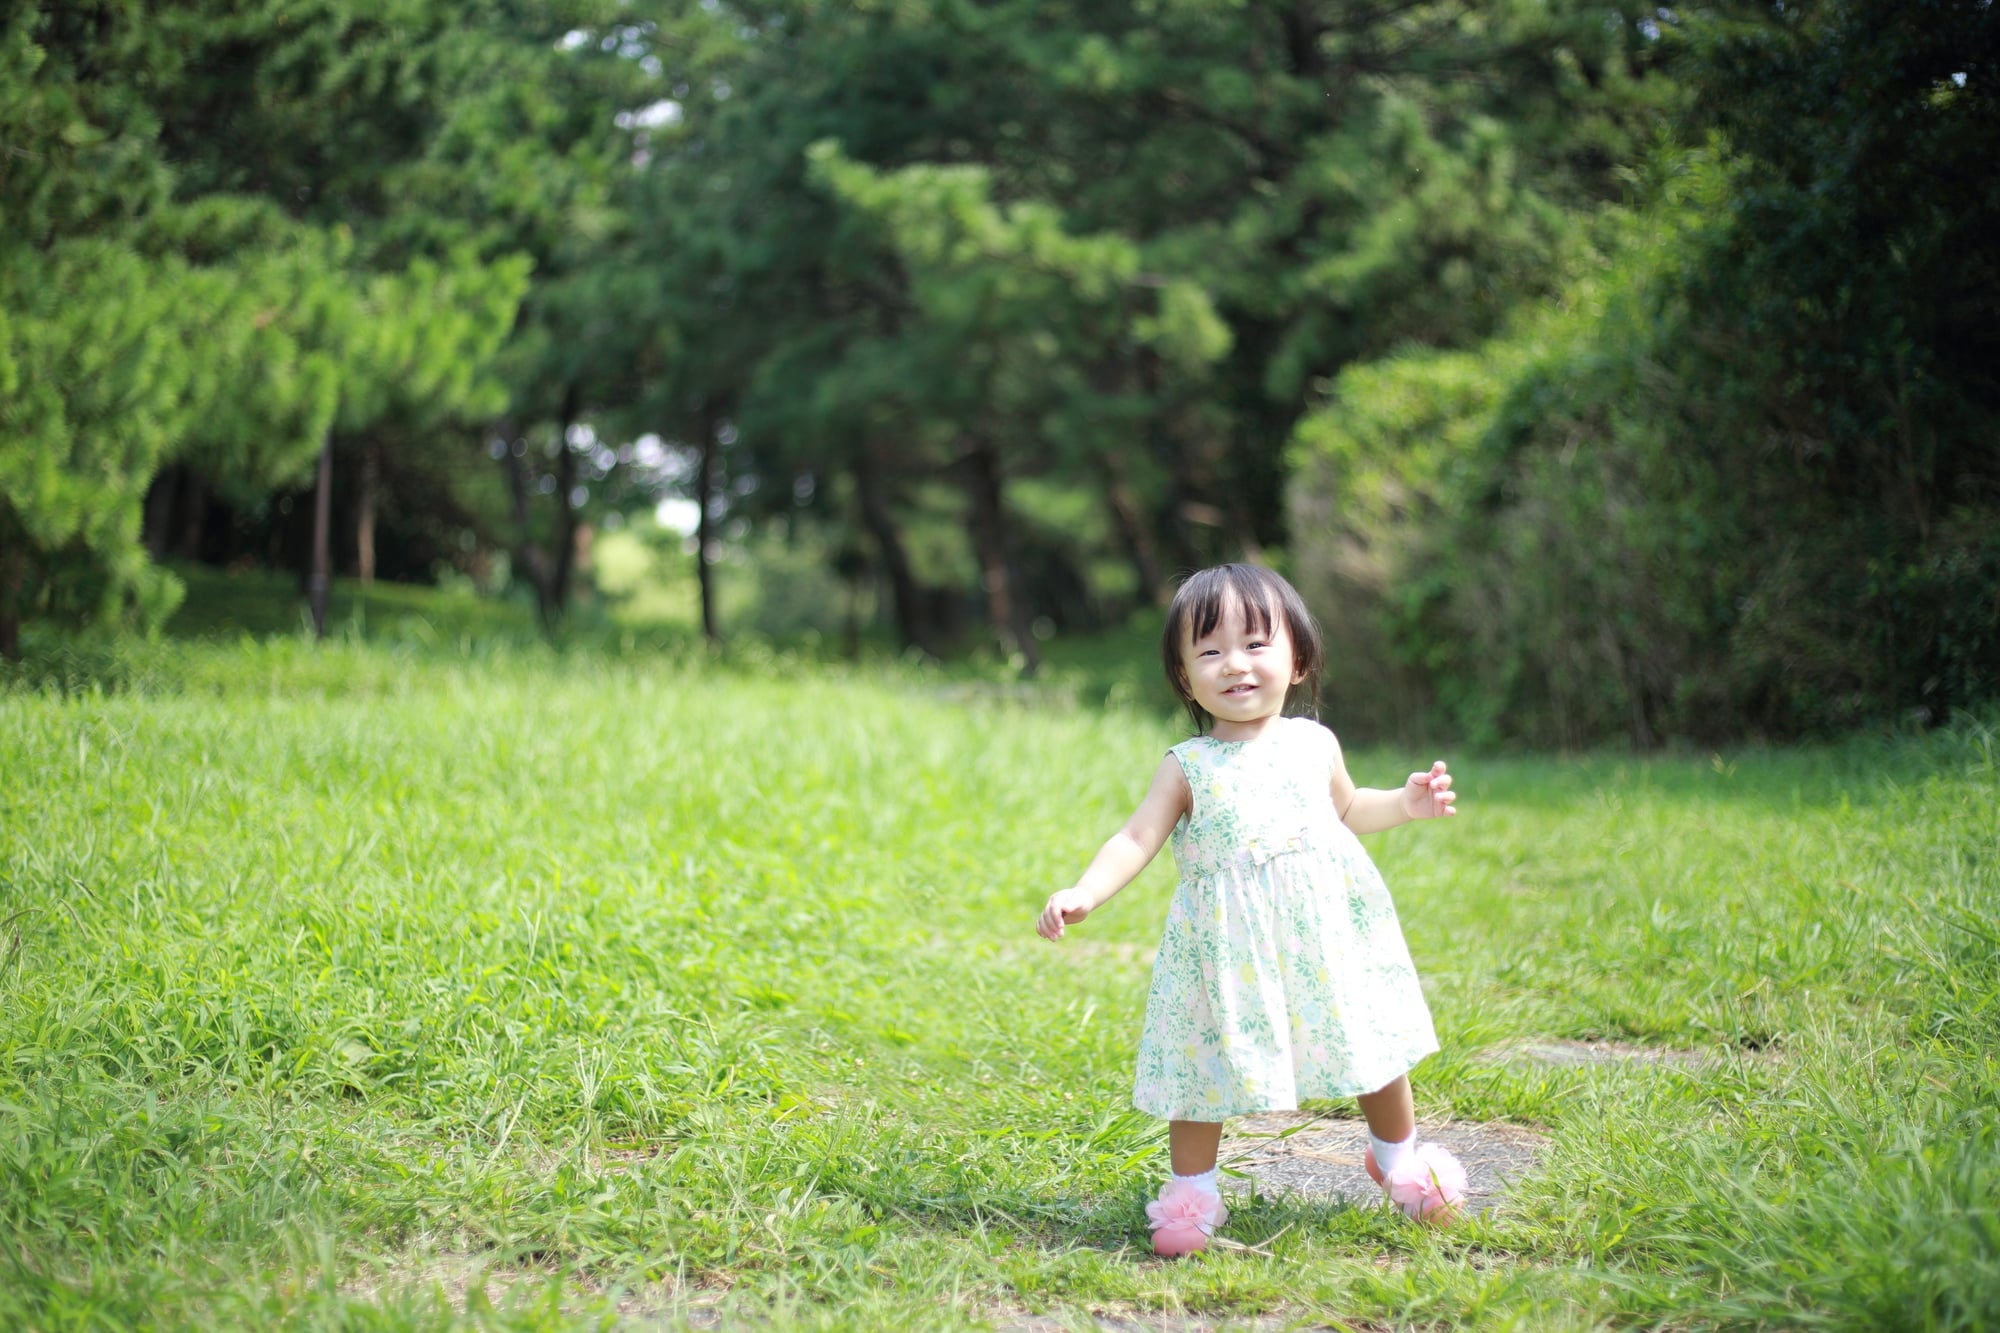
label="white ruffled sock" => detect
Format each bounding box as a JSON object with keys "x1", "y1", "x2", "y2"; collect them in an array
[
  {"x1": 1170, "y1": 1165, "x2": 1221, "y2": 1198},
  {"x1": 1369, "y1": 1130, "x2": 1417, "y2": 1175}
]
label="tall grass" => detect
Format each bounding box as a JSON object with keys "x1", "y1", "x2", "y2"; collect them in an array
[{"x1": 2, "y1": 641, "x2": 1994, "y2": 1329}]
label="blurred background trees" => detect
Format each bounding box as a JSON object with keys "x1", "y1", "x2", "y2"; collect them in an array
[
  {"x1": 5, "y1": 0, "x2": 1994, "y2": 743},
  {"x1": 1290, "y1": 0, "x2": 1999, "y2": 744}
]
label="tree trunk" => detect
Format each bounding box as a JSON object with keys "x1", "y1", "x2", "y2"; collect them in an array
[
  {"x1": 1598, "y1": 620, "x2": 1657, "y2": 752},
  {"x1": 1139, "y1": 352, "x2": 1208, "y2": 575},
  {"x1": 356, "y1": 440, "x2": 380, "y2": 586},
  {"x1": 1102, "y1": 453, "x2": 1167, "y2": 606},
  {"x1": 548, "y1": 386, "x2": 581, "y2": 623},
  {"x1": 143, "y1": 466, "x2": 180, "y2": 559},
  {"x1": 1282, "y1": 2, "x2": 1324, "y2": 79},
  {"x1": 695, "y1": 401, "x2": 720, "y2": 645},
  {"x1": 308, "y1": 433, "x2": 333, "y2": 638},
  {"x1": 0, "y1": 529, "x2": 26, "y2": 662},
  {"x1": 177, "y1": 469, "x2": 208, "y2": 561},
  {"x1": 853, "y1": 442, "x2": 939, "y2": 657},
  {"x1": 1229, "y1": 496, "x2": 1268, "y2": 566},
  {"x1": 498, "y1": 420, "x2": 555, "y2": 630},
  {"x1": 960, "y1": 434, "x2": 1039, "y2": 674}
]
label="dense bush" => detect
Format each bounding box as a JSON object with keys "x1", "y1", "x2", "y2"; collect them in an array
[{"x1": 1291, "y1": 0, "x2": 2000, "y2": 747}]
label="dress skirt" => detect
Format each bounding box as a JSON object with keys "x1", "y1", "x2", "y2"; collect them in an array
[{"x1": 1131, "y1": 820, "x2": 1438, "y2": 1122}]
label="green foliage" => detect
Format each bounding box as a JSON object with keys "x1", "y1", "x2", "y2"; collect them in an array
[
  {"x1": 1289, "y1": 339, "x2": 1528, "y2": 739},
  {"x1": 12, "y1": 0, "x2": 1995, "y2": 738},
  {"x1": 1663, "y1": 0, "x2": 2000, "y2": 730},
  {"x1": 621, "y1": 0, "x2": 1682, "y2": 658},
  {"x1": 0, "y1": 2, "x2": 530, "y2": 648},
  {"x1": 1291, "y1": 0, "x2": 2000, "y2": 745},
  {"x1": 1, "y1": 649, "x2": 1996, "y2": 1325},
  {"x1": 804, "y1": 139, "x2": 1232, "y2": 469}
]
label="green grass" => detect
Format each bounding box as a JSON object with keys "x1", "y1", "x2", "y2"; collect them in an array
[
  {"x1": 1, "y1": 635, "x2": 1996, "y2": 1330},
  {"x1": 158, "y1": 563, "x2": 550, "y2": 644},
  {"x1": 11, "y1": 562, "x2": 1175, "y2": 707}
]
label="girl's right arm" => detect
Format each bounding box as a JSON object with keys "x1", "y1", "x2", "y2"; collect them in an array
[{"x1": 1037, "y1": 753, "x2": 1190, "y2": 941}]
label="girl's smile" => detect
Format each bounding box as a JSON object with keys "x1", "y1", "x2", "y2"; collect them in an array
[{"x1": 1183, "y1": 594, "x2": 1307, "y2": 739}]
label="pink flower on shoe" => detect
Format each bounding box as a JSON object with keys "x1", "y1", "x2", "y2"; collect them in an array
[
  {"x1": 1146, "y1": 1179, "x2": 1229, "y2": 1257},
  {"x1": 1383, "y1": 1143, "x2": 1468, "y2": 1223}
]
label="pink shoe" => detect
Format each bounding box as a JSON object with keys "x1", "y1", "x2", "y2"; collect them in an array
[
  {"x1": 1365, "y1": 1142, "x2": 1467, "y2": 1223},
  {"x1": 1145, "y1": 1179, "x2": 1229, "y2": 1257}
]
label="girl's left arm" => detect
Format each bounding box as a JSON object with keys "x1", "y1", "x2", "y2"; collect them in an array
[{"x1": 1329, "y1": 733, "x2": 1458, "y2": 833}]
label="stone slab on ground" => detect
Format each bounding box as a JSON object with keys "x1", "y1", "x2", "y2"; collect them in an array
[
  {"x1": 998, "y1": 1315, "x2": 1372, "y2": 1333},
  {"x1": 671, "y1": 1301, "x2": 1374, "y2": 1332},
  {"x1": 1220, "y1": 1113, "x2": 1547, "y2": 1215},
  {"x1": 1483, "y1": 1037, "x2": 1717, "y2": 1070}
]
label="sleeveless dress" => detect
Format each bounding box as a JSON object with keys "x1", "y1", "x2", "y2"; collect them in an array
[{"x1": 1131, "y1": 716, "x2": 1439, "y2": 1121}]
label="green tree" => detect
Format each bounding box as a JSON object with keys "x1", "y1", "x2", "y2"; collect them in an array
[
  {"x1": 0, "y1": 2, "x2": 528, "y2": 657},
  {"x1": 1289, "y1": 0, "x2": 2000, "y2": 744},
  {"x1": 804, "y1": 143, "x2": 1230, "y2": 666},
  {"x1": 626, "y1": 0, "x2": 1680, "y2": 655}
]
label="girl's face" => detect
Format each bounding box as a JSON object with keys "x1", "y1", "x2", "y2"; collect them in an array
[{"x1": 1181, "y1": 592, "x2": 1305, "y2": 730}]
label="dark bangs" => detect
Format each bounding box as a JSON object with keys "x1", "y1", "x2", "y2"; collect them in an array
[{"x1": 1161, "y1": 564, "x2": 1325, "y2": 732}]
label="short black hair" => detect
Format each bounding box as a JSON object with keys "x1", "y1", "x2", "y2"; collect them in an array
[{"x1": 1161, "y1": 564, "x2": 1324, "y2": 732}]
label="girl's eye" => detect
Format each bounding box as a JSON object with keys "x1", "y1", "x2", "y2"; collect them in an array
[{"x1": 1248, "y1": 641, "x2": 1266, "y2": 650}]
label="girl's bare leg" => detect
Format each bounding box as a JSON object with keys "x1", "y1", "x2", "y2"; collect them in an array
[
  {"x1": 1356, "y1": 1074, "x2": 1415, "y2": 1142},
  {"x1": 1171, "y1": 1081, "x2": 1410, "y2": 1178},
  {"x1": 1168, "y1": 1119, "x2": 1224, "y2": 1175}
]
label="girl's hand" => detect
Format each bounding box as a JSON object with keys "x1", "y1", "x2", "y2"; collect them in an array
[
  {"x1": 1402, "y1": 760, "x2": 1458, "y2": 820},
  {"x1": 1037, "y1": 888, "x2": 1095, "y2": 941}
]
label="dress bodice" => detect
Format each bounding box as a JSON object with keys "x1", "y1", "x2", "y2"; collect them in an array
[{"x1": 1168, "y1": 716, "x2": 1345, "y2": 879}]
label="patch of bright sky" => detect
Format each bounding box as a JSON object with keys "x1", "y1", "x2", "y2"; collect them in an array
[
  {"x1": 616, "y1": 100, "x2": 683, "y2": 130},
  {"x1": 556, "y1": 26, "x2": 654, "y2": 60},
  {"x1": 655, "y1": 498, "x2": 701, "y2": 536},
  {"x1": 626, "y1": 432, "x2": 699, "y2": 534},
  {"x1": 639, "y1": 437, "x2": 692, "y2": 478}
]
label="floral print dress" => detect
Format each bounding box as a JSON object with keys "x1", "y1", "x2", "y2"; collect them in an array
[{"x1": 1132, "y1": 716, "x2": 1438, "y2": 1121}]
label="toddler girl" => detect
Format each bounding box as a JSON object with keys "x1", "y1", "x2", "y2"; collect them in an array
[{"x1": 1036, "y1": 563, "x2": 1465, "y2": 1255}]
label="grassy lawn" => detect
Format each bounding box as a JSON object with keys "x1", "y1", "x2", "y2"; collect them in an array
[
  {"x1": 155, "y1": 564, "x2": 548, "y2": 644},
  {"x1": 2, "y1": 640, "x2": 1995, "y2": 1330}
]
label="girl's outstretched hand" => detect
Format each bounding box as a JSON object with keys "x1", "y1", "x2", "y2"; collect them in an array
[
  {"x1": 1403, "y1": 760, "x2": 1458, "y2": 820},
  {"x1": 1038, "y1": 888, "x2": 1094, "y2": 941}
]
